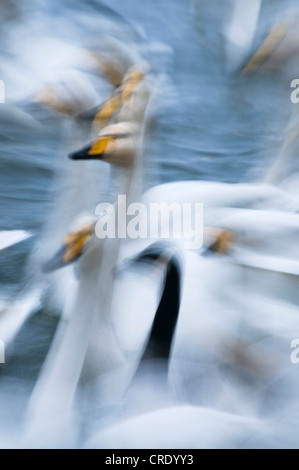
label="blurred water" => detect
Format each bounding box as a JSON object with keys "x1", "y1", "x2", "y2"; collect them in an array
[{"x1": 1, "y1": 0, "x2": 299, "y2": 449}]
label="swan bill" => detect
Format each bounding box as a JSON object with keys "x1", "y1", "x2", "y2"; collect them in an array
[
  {"x1": 69, "y1": 144, "x2": 94, "y2": 160},
  {"x1": 69, "y1": 134, "x2": 117, "y2": 161},
  {"x1": 202, "y1": 228, "x2": 237, "y2": 255},
  {"x1": 76, "y1": 66, "x2": 146, "y2": 129},
  {"x1": 69, "y1": 126, "x2": 135, "y2": 166},
  {"x1": 43, "y1": 224, "x2": 94, "y2": 271}
]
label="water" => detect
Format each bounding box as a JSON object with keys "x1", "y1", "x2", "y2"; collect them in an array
[{"x1": 1, "y1": 0, "x2": 299, "y2": 449}]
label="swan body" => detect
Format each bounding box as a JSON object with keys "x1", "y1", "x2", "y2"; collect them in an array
[
  {"x1": 84, "y1": 405, "x2": 264, "y2": 449},
  {"x1": 22, "y1": 64, "x2": 155, "y2": 445},
  {"x1": 142, "y1": 180, "x2": 299, "y2": 213}
]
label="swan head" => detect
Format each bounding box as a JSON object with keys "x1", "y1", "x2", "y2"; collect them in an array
[
  {"x1": 77, "y1": 64, "x2": 148, "y2": 130},
  {"x1": 43, "y1": 220, "x2": 95, "y2": 272},
  {"x1": 69, "y1": 121, "x2": 140, "y2": 168}
]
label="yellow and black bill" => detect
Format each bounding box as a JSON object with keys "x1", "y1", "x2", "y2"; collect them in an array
[
  {"x1": 69, "y1": 134, "x2": 117, "y2": 161},
  {"x1": 68, "y1": 143, "x2": 99, "y2": 160},
  {"x1": 43, "y1": 226, "x2": 93, "y2": 272},
  {"x1": 201, "y1": 229, "x2": 237, "y2": 256}
]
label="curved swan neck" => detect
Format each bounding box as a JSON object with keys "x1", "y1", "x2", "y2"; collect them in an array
[
  {"x1": 143, "y1": 255, "x2": 182, "y2": 361},
  {"x1": 134, "y1": 243, "x2": 183, "y2": 365}
]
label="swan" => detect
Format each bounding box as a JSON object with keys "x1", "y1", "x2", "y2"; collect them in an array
[
  {"x1": 76, "y1": 64, "x2": 150, "y2": 135},
  {"x1": 23, "y1": 69, "x2": 113, "y2": 315},
  {"x1": 83, "y1": 392, "x2": 299, "y2": 449},
  {"x1": 0, "y1": 61, "x2": 137, "y2": 368},
  {"x1": 24, "y1": 54, "x2": 151, "y2": 307},
  {"x1": 21, "y1": 65, "x2": 154, "y2": 446},
  {"x1": 84, "y1": 405, "x2": 266, "y2": 449},
  {"x1": 20, "y1": 77, "x2": 155, "y2": 448}
]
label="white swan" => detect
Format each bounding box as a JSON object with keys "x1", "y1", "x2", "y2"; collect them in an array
[
  {"x1": 21, "y1": 66, "x2": 154, "y2": 446},
  {"x1": 76, "y1": 64, "x2": 151, "y2": 146},
  {"x1": 24, "y1": 68, "x2": 114, "y2": 315},
  {"x1": 84, "y1": 405, "x2": 265, "y2": 449}
]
